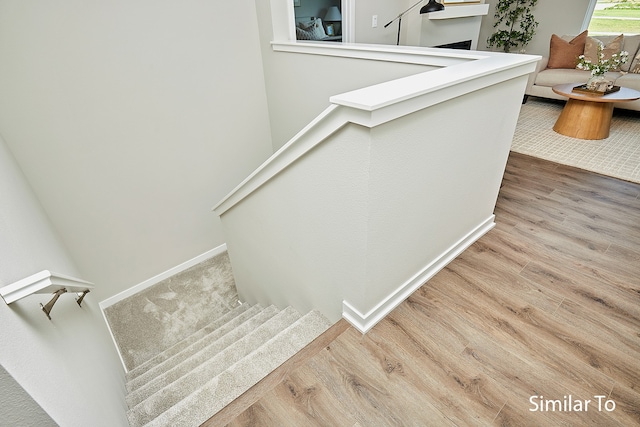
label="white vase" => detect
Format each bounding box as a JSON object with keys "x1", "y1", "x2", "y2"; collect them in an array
[{"x1": 586, "y1": 74, "x2": 610, "y2": 91}]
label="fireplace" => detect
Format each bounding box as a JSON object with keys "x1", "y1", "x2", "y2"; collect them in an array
[{"x1": 417, "y1": 4, "x2": 489, "y2": 50}]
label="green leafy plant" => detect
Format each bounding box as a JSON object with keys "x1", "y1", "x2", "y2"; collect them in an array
[{"x1": 487, "y1": 0, "x2": 539, "y2": 53}]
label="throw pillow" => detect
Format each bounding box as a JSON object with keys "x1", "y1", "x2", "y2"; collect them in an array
[
  {"x1": 620, "y1": 34, "x2": 640, "y2": 72},
  {"x1": 298, "y1": 18, "x2": 327, "y2": 40},
  {"x1": 581, "y1": 34, "x2": 624, "y2": 70},
  {"x1": 296, "y1": 26, "x2": 314, "y2": 40},
  {"x1": 630, "y1": 51, "x2": 640, "y2": 74},
  {"x1": 547, "y1": 30, "x2": 588, "y2": 69}
]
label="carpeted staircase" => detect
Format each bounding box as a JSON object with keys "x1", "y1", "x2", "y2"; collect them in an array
[{"x1": 103, "y1": 252, "x2": 331, "y2": 427}]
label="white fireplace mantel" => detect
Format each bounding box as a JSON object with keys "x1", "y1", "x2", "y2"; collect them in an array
[
  {"x1": 419, "y1": 3, "x2": 490, "y2": 50},
  {"x1": 425, "y1": 4, "x2": 490, "y2": 20}
]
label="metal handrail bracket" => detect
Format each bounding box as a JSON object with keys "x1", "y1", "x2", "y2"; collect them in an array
[{"x1": 0, "y1": 270, "x2": 94, "y2": 305}]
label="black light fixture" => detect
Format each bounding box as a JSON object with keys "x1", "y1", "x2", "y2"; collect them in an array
[{"x1": 420, "y1": 0, "x2": 445, "y2": 13}]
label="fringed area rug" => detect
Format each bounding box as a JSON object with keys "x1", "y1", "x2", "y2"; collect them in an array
[{"x1": 511, "y1": 98, "x2": 640, "y2": 184}]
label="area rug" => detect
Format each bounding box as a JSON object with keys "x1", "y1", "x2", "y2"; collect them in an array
[{"x1": 511, "y1": 98, "x2": 640, "y2": 184}]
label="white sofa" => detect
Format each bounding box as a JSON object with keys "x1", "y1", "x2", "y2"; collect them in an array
[{"x1": 525, "y1": 33, "x2": 640, "y2": 111}]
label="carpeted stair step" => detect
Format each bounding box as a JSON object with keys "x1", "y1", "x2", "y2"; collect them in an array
[
  {"x1": 104, "y1": 252, "x2": 240, "y2": 373},
  {"x1": 125, "y1": 304, "x2": 280, "y2": 405},
  {"x1": 126, "y1": 303, "x2": 252, "y2": 382},
  {"x1": 142, "y1": 310, "x2": 332, "y2": 427},
  {"x1": 126, "y1": 303, "x2": 262, "y2": 389},
  {"x1": 126, "y1": 306, "x2": 306, "y2": 427}
]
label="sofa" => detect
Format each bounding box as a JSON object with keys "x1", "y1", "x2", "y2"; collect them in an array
[
  {"x1": 525, "y1": 31, "x2": 640, "y2": 111},
  {"x1": 295, "y1": 17, "x2": 342, "y2": 42}
]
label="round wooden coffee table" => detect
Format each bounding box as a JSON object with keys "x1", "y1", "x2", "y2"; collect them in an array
[{"x1": 551, "y1": 83, "x2": 640, "y2": 140}]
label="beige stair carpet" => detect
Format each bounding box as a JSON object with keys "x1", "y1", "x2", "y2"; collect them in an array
[
  {"x1": 125, "y1": 305, "x2": 282, "y2": 408},
  {"x1": 104, "y1": 251, "x2": 333, "y2": 426},
  {"x1": 126, "y1": 304, "x2": 258, "y2": 387},
  {"x1": 104, "y1": 251, "x2": 240, "y2": 371},
  {"x1": 139, "y1": 308, "x2": 332, "y2": 427},
  {"x1": 126, "y1": 304, "x2": 252, "y2": 382}
]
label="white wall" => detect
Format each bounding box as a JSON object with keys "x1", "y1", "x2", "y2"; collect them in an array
[
  {"x1": 0, "y1": 0, "x2": 274, "y2": 300},
  {"x1": 348, "y1": 0, "x2": 591, "y2": 55},
  {"x1": 256, "y1": 0, "x2": 436, "y2": 149},
  {"x1": 0, "y1": 365, "x2": 57, "y2": 427},
  {"x1": 352, "y1": 1, "x2": 489, "y2": 48},
  {"x1": 221, "y1": 122, "x2": 371, "y2": 320},
  {"x1": 0, "y1": 135, "x2": 128, "y2": 426},
  {"x1": 478, "y1": 0, "x2": 590, "y2": 55},
  {"x1": 353, "y1": 0, "x2": 414, "y2": 45},
  {"x1": 0, "y1": 0, "x2": 275, "y2": 423}
]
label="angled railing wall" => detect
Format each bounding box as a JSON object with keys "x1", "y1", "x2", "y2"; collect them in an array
[{"x1": 214, "y1": 47, "x2": 539, "y2": 333}]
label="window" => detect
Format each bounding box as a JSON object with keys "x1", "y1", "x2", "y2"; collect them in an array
[{"x1": 586, "y1": 0, "x2": 640, "y2": 35}]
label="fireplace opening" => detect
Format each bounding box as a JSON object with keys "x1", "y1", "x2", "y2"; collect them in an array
[{"x1": 435, "y1": 40, "x2": 472, "y2": 50}]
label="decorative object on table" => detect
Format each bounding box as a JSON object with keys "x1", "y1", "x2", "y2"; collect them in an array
[
  {"x1": 384, "y1": 0, "x2": 444, "y2": 46},
  {"x1": 576, "y1": 40, "x2": 628, "y2": 91},
  {"x1": 572, "y1": 84, "x2": 620, "y2": 96},
  {"x1": 586, "y1": 75, "x2": 612, "y2": 92},
  {"x1": 324, "y1": 6, "x2": 342, "y2": 35},
  {"x1": 487, "y1": 0, "x2": 538, "y2": 53}
]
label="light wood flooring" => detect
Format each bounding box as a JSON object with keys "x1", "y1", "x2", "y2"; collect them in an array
[{"x1": 206, "y1": 152, "x2": 640, "y2": 426}]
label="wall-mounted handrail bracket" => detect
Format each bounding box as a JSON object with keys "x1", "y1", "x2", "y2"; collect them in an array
[
  {"x1": 1, "y1": 271, "x2": 94, "y2": 319},
  {"x1": 0, "y1": 270, "x2": 94, "y2": 304},
  {"x1": 40, "y1": 288, "x2": 67, "y2": 320},
  {"x1": 76, "y1": 290, "x2": 90, "y2": 307}
]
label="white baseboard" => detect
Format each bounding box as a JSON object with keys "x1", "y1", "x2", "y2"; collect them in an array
[{"x1": 342, "y1": 216, "x2": 495, "y2": 334}]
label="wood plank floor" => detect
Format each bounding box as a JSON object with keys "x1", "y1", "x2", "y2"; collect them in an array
[{"x1": 208, "y1": 152, "x2": 640, "y2": 426}]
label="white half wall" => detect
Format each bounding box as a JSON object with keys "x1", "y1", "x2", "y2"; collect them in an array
[{"x1": 215, "y1": 46, "x2": 536, "y2": 331}]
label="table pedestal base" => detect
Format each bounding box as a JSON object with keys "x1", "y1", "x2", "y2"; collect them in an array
[{"x1": 553, "y1": 98, "x2": 614, "y2": 140}]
